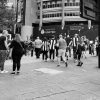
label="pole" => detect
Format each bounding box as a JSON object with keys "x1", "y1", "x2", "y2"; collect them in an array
[
  {"x1": 98, "y1": 23, "x2": 100, "y2": 68},
  {"x1": 39, "y1": 0, "x2": 43, "y2": 31},
  {"x1": 62, "y1": 0, "x2": 65, "y2": 30},
  {"x1": 16, "y1": 0, "x2": 19, "y2": 23},
  {"x1": 97, "y1": 0, "x2": 100, "y2": 68},
  {"x1": 22, "y1": 0, "x2": 26, "y2": 25}
]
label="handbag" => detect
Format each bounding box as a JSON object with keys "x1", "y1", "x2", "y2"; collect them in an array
[{"x1": 18, "y1": 42, "x2": 25, "y2": 55}]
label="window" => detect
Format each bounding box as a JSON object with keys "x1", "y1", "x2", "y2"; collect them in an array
[
  {"x1": 69, "y1": 3, "x2": 73, "y2": 6},
  {"x1": 67, "y1": 13, "x2": 70, "y2": 16},
  {"x1": 48, "y1": 5, "x2": 50, "y2": 8},
  {"x1": 73, "y1": 3, "x2": 75, "y2": 6},
  {"x1": 65, "y1": 13, "x2": 67, "y2": 16},
  {"x1": 37, "y1": 16, "x2": 40, "y2": 19},
  {"x1": 70, "y1": 13, "x2": 73, "y2": 16},
  {"x1": 76, "y1": 2, "x2": 79, "y2": 6}
]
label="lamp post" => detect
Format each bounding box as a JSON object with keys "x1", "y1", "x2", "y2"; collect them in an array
[
  {"x1": 39, "y1": 0, "x2": 43, "y2": 31},
  {"x1": 62, "y1": 0, "x2": 65, "y2": 30},
  {"x1": 16, "y1": 0, "x2": 19, "y2": 23},
  {"x1": 78, "y1": 29, "x2": 81, "y2": 35}
]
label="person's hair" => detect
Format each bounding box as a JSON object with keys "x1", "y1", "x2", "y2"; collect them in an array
[
  {"x1": 37, "y1": 36, "x2": 39, "y2": 39},
  {"x1": 15, "y1": 34, "x2": 22, "y2": 42},
  {"x1": 59, "y1": 34, "x2": 62, "y2": 38},
  {"x1": 2, "y1": 30, "x2": 8, "y2": 36}
]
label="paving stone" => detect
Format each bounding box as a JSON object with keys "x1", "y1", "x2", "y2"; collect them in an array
[{"x1": 0, "y1": 54, "x2": 99, "y2": 100}]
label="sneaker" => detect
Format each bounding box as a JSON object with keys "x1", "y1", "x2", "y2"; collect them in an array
[
  {"x1": 16, "y1": 71, "x2": 20, "y2": 74},
  {"x1": 77, "y1": 64, "x2": 81, "y2": 66},
  {"x1": 0, "y1": 71, "x2": 5, "y2": 73},
  {"x1": 45, "y1": 60, "x2": 47, "y2": 62},
  {"x1": 1, "y1": 70, "x2": 8, "y2": 73},
  {"x1": 77, "y1": 62, "x2": 83, "y2": 67},
  {"x1": 65, "y1": 62, "x2": 68, "y2": 67},
  {"x1": 10, "y1": 72, "x2": 15, "y2": 74},
  {"x1": 57, "y1": 64, "x2": 60, "y2": 67},
  {"x1": 3, "y1": 70, "x2": 8, "y2": 73},
  {"x1": 74, "y1": 59, "x2": 77, "y2": 63},
  {"x1": 80, "y1": 62, "x2": 83, "y2": 66}
]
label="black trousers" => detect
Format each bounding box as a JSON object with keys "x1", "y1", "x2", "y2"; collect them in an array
[
  {"x1": 31, "y1": 49, "x2": 34, "y2": 57},
  {"x1": 49, "y1": 49, "x2": 55, "y2": 60},
  {"x1": 77, "y1": 53, "x2": 82, "y2": 61},
  {"x1": 35, "y1": 48, "x2": 41, "y2": 58},
  {"x1": 12, "y1": 55, "x2": 22, "y2": 71},
  {"x1": 42, "y1": 51, "x2": 48, "y2": 60},
  {"x1": 73, "y1": 46, "x2": 77, "y2": 59}
]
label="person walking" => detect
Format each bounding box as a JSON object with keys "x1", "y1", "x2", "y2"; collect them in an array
[
  {"x1": 34, "y1": 37, "x2": 42, "y2": 59},
  {"x1": 49, "y1": 37, "x2": 56, "y2": 61},
  {"x1": 72, "y1": 34, "x2": 79, "y2": 63},
  {"x1": 9, "y1": 34, "x2": 25, "y2": 74},
  {"x1": 57, "y1": 35, "x2": 68, "y2": 67},
  {"x1": 76, "y1": 40, "x2": 83, "y2": 66},
  {"x1": 65, "y1": 34, "x2": 72, "y2": 60},
  {"x1": 0, "y1": 30, "x2": 9, "y2": 73},
  {"x1": 42, "y1": 37, "x2": 49, "y2": 61}
]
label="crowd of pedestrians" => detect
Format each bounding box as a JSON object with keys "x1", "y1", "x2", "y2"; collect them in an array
[
  {"x1": 32, "y1": 34, "x2": 98, "y2": 67},
  {"x1": 0, "y1": 29, "x2": 99, "y2": 75}
]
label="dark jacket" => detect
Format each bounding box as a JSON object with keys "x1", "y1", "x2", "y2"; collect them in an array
[
  {"x1": 0, "y1": 36, "x2": 7, "y2": 50},
  {"x1": 76, "y1": 44, "x2": 82, "y2": 54},
  {"x1": 9, "y1": 40, "x2": 25, "y2": 57}
]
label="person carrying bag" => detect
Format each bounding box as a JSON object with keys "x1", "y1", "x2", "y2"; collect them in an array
[{"x1": 9, "y1": 34, "x2": 25, "y2": 74}]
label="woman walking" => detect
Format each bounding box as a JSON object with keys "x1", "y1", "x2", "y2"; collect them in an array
[
  {"x1": 9, "y1": 34, "x2": 25, "y2": 74},
  {"x1": 0, "y1": 30, "x2": 8, "y2": 73},
  {"x1": 76, "y1": 40, "x2": 83, "y2": 67}
]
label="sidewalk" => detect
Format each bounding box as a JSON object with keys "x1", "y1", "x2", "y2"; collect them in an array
[{"x1": 0, "y1": 53, "x2": 99, "y2": 100}]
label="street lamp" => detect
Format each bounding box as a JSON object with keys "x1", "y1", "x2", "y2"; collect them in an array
[
  {"x1": 16, "y1": 0, "x2": 19, "y2": 23},
  {"x1": 78, "y1": 29, "x2": 81, "y2": 35}
]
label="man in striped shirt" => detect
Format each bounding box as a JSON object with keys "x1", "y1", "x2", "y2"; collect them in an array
[
  {"x1": 49, "y1": 37, "x2": 56, "y2": 61},
  {"x1": 72, "y1": 34, "x2": 79, "y2": 62}
]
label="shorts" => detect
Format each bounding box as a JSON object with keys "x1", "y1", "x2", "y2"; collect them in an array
[{"x1": 58, "y1": 49, "x2": 66, "y2": 57}]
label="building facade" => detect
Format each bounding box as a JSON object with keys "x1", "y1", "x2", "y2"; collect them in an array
[{"x1": 8, "y1": 0, "x2": 98, "y2": 40}]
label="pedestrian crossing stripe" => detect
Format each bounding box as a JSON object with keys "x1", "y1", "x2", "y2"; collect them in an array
[{"x1": 34, "y1": 68, "x2": 63, "y2": 75}]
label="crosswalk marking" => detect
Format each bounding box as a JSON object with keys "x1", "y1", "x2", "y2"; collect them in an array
[{"x1": 34, "y1": 68, "x2": 63, "y2": 75}]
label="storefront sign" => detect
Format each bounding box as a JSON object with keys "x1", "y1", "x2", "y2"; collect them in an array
[
  {"x1": 70, "y1": 26, "x2": 82, "y2": 30},
  {"x1": 43, "y1": 28, "x2": 56, "y2": 34}
]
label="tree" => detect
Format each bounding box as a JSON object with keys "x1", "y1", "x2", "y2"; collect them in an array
[{"x1": 0, "y1": 0, "x2": 16, "y2": 30}]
